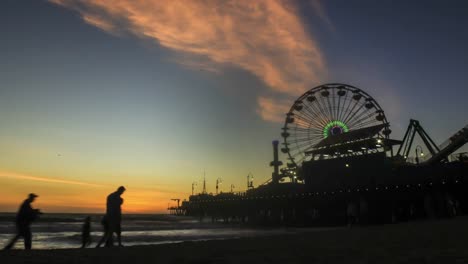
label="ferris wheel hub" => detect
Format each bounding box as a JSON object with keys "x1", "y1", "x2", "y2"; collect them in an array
[{"x1": 323, "y1": 120, "x2": 349, "y2": 138}]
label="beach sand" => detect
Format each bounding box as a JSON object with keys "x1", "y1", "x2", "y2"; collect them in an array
[{"x1": 2, "y1": 217, "x2": 468, "y2": 264}]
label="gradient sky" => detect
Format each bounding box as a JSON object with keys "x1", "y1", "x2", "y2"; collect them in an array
[{"x1": 1, "y1": 0, "x2": 467, "y2": 213}]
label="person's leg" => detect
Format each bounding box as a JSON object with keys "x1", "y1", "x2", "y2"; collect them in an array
[
  {"x1": 105, "y1": 224, "x2": 115, "y2": 247},
  {"x1": 23, "y1": 227, "x2": 32, "y2": 250},
  {"x1": 3, "y1": 234, "x2": 20, "y2": 250},
  {"x1": 96, "y1": 231, "x2": 107, "y2": 248},
  {"x1": 105, "y1": 232, "x2": 114, "y2": 247},
  {"x1": 81, "y1": 235, "x2": 86, "y2": 248},
  {"x1": 96, "y1": 222, "x2": 109, "y2": 248},
  {"x1": 117, "y1": 224, "x2": 122, "y2": 246},
  {"x1": 116, "y1": 232, "x2": 121, "y2": 246}
]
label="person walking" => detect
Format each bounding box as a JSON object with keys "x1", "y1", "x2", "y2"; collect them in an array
[
  {"x1": 3, "y1": 193, "x2": 42, "y2": 250},
  {"x1": 102, "y1": 186, "x2": 125, "y2": 247}
]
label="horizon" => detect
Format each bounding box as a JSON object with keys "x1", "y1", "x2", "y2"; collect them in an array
[
  {"x1": 1, "y1": 0, "x2": 468, "y2": 214},
  {"x1": 0, "y1": 211, "x2": 172, "y2": 215}
]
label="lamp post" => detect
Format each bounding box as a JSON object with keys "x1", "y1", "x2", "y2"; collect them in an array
[
  {"x1": 270, "y1": 140, "x2": 283, "y2": 184},
  {"x1": 216, "y1": 178, "x2": 222, "y2": 194},
  {"x1": 247, "y1": 173, "x2": 254, "y2": 189},
  {"x1": 230, "y1": 184, "x2": 235, "y2": 193},
  {"x1": 415, "y1": 145, "x2": 424, "y2": 164},
  {"x1": 192, "y1": 182, "x2": 197, "y2": 195}
]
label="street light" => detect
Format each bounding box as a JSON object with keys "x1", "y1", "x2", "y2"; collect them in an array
[
  {"x1": 230, "y1": 184, "x2": 235, "y2": 193},
  {"x1": 192, "y1": 182, "x2": 197, "y2": 195},
  {"x1": 415, "y1": 145, "x2": 424, "y2": 164},
  {"x1": 247, "y1": 173, "x2": 254, "y2": 189},
  {"x1": 216, "y1": 178, "x2": 222, "y2": 194}
]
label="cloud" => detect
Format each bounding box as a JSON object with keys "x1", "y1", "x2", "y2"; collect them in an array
[
  {"x1": 0, "y1": 171, "x2": 183, "y2": 213},
  {"x1": 0, "y1": 171, "x2": 105, "y2": 187},
  {"x1": 309, "y1": 0, "x2": 335, "y2": 33},
  {"x1": 82, "y1": 13, "x2": 116, "y2": 33},
  {"x1": 50, "y1": 0, "x2": 327, "y2": 122},
  {"x1": 256, "y1": 96, "x2": 291, "y2": 123}
]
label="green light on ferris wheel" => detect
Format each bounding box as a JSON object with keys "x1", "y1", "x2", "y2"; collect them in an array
[{"x1": 323, "y1": 120, "x2": 349, "y2": 138}]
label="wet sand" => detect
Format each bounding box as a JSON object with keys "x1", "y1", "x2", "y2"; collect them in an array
[{"x1": 2, "y1": 217, "x2": 468, "y2": 264}]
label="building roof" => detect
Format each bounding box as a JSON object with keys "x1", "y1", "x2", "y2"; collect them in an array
[
  {"x1": 305, "y1": 123, "x2": 402, "y2": 156},
  {"x1": 314, "y1": 123, "x2": 388, "y2": 148}
]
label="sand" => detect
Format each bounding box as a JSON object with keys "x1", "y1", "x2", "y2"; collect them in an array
[{"x1": 2, "y1": 217, "x2": 468, "y2": 264}]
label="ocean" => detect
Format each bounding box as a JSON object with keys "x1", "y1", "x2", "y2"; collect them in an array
[{"x1": 0, "y1": 213, "x2": 300, "y2": 249}]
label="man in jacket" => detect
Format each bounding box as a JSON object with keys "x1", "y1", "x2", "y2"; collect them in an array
[{"x1": 3, "y1": 193, "x2": 42, "y2": 250}]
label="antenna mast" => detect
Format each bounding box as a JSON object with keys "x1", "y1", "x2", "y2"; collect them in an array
[{"x1": 202, "y1": 169, "x2": 207, "y2": 194}]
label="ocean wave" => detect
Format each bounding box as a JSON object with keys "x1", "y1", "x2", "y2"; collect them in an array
[{"x1": 0, "y1": 213, "x2": 306, "y2": 249}]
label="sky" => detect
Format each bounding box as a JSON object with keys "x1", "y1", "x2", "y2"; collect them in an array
[{"x1": 1, "y1": 0, "x2": 467, "y2": 213}]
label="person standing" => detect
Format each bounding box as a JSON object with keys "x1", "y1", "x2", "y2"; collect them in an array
[
  {"x1": 104, "y1": 186, "x2": 125, "y2": 247},
  {"x1": 347, "y1": 201, "x2": 358, "y2": 228},
  {"x1": 3, "y1": 193, "x2": 42, "y2": 250}
]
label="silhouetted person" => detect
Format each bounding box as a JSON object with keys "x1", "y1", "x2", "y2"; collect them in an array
[
  {"x1": 347, "y1": 201, "x2": 358, "y2": 228},
  {"x1": 445, "y1": 194, "x2": 457, "y2": 217},
  {"x1": 102, "y1": 186, "x2": 125, "y2": 247},
  {"x1": 3, "y1": 193, "x2": 42, "y2": 250},
  {"x1": 81, "y1": 216, "x2": 92, "y2": 248}
]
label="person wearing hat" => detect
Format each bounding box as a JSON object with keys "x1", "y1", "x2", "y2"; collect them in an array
[
  {"x1": 3, "y1": 193, "x2": 42, "y2": 250},
  {"x1": 102, "y1": 186, "x2": 125, "y2": 247}
]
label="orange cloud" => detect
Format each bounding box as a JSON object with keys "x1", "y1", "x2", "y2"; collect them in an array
[
  {"x1": 82, "y1": 13, "x2": 116, "y2": 33},
  {"x1": 256, "y1": 96, "x2": 291, "y2": 123},
  {"x1": 50, "y1": 0, "x2": 327, "y2": 122},
  {"x1": 0, "y1": 171, "x2": 105, "y2": 187}
]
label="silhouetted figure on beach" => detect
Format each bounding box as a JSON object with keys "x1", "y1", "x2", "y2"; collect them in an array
[
  {"x1": 100, "y1": 186, "x2": 125, "y2": 247},
  {"x1": 3, "y1": 193, "x2": 42, "y2": 250},
  {"x1": 81, "y1": 216, "x2": 92, "y2": 248}
]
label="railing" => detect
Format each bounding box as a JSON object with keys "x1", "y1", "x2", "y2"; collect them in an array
[
  {"x1": 260, "y1": 178, "x2": 272, "y2": 186},
  {"x1": 449, "y1": 152, "x2": 468, "y2": 162}
]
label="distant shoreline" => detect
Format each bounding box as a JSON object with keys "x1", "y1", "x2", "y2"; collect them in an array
[
  {"x1": 2, "y1": 217, "x2": 468, "y2": 264},
  {"x1": 0, "y1": 212, "x2": 170, "y2": 215}
]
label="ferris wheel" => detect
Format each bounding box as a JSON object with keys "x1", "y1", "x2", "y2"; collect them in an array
[{"x1": 281, "y1": 83, "x2": 391, "y2": 167}]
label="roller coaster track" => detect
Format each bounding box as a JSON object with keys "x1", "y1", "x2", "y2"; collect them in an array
[
  {"x1": 397, "y1": 120, "x2": 468, "y2": 165},
  {"x1": 423, "y1": 124, "x2": 468, "y2": 164}
]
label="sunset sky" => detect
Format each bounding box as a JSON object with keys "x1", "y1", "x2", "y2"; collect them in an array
[{"x1": 1, "y1": 0, "x2": 467, "y2": 213}]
